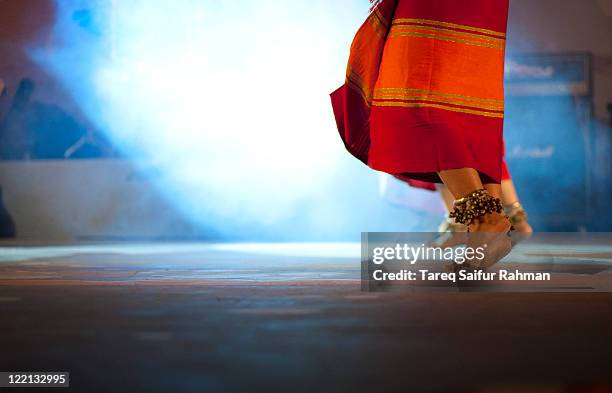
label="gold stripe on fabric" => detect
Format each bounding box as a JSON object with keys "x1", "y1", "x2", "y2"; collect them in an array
[
  {"x1": 373, "y1": 101, "x2": 505, "y2": 118},
  {"x1": 373, "y1": 8, "x2": 390, "y2": 30},
  {"x1": 393, "y1": 18, "x2": 506, "y2": 38},
  {"x1": 347, "y1": 71, "x2": 372, "y2": 106},
  {"x1": 375, "y1": 88, "x2": 504, "y2": 105},
  {"x1": 373, "y1": 93, "x2": 504, "y2": 111},
  {"x1": 389, "y1": 31, "x2": 505, "y2": 50},
  {"x1": 346, "y1": 65, "x2": 363, "y2": 84},
  {"x1": 368, "y1": 11, "x2": 386, "y2": 36},
  {"x1": 390, "y1": 25, "x2": 505, "y2": 45}
]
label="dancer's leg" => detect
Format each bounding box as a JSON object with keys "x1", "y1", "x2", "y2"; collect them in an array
[
  {"x1": 438, "y1": 168, "x2": 510, "y2": 233},
  {"x1": 433, "y1": 184, "x2": 468, "y2": 247},
  {"x1": 438, "y1": 168, "x2": 483, "y2": 199},
  {"x1": 436, "y1": 184, "x2": 454, "y2": 212},
  {"x1": 437, "y1": 179, "x2": 532, "y2": 234},
  {"x1": 484, "y1": 183, "x2": 502, "y2": 199},
  {"x1": 501, "y1": 179, "x2": 533, "y2": 234},
  {"x1": 438, "y1": 168, "x2": 512, "y2": 270},
  {"x1": 438, "y1": 182, "x2": 502, "y2": 211},
  {"x1": 500, "y1": 180, "x2": 519, "y2": 206}
]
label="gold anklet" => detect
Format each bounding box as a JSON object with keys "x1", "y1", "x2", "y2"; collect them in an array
[{"x1": 449, "y1": 189, "x2": 504, "y2": 226}]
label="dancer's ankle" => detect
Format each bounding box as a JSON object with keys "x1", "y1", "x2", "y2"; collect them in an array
[
  {"x1": 449, "y1": 189, "x2": 508, "y2": 232},
  {"x1": 468, "y1": 211, "x2": 511, "y2": 233},
  {"x1": 504, "y1": 202, "x2": 533, "y2": 234}
]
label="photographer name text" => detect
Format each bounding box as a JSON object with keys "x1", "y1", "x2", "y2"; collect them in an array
[{"x1": 373, "y1": 269, "x2": 551, "y2": 282}]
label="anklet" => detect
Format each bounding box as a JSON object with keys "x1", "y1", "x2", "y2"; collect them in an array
[
  {"x1": 449, "y1": 189, "x2": 504, "y2": 226},
  {"x1": 504, "y1": 201, "x2": 528, "y2": 226}
]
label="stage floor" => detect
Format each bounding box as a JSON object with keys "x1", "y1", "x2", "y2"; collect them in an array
[{"x1": 1, "y1": 241, "x2": 611, "y2": 392}]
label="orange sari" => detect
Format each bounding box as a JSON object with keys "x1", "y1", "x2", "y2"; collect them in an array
[{"x1": 331, "y1": 0, "x2": 510, "y2": 187}]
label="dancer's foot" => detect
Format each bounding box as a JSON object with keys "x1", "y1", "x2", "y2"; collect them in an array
[
  {"x1": 449, "y1": 190, "x2": 512, "y2": 270},
  {"x1": 467, "y1": 212, "x2": 512, "y2": 268},
  {"x1": 432, "y1": 216, "x2": 468, "y2": 247},
  {"x1": 505, "y1": 202, "x2": 533, "y2": 245},
  {"x1": 468, "y1": 211, "x2": 511, "y2": 234},
  {"x1": 505, "y1": 202, "x2": 533, "y2": 234}
]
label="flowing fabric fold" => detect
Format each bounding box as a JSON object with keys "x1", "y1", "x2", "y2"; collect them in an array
[
  {"x1": 330, "y1": 0, "x2": 398, "y2": 166},
  {"x1": 330, "y1": 0, "x2": 427, "y2": 187}
]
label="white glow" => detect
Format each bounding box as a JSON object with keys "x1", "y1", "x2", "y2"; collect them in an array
[
  {"x1": 32, "y1": 0, "x2": 370, "y2": 238},
  {"x1": 91, "y1": 0, "x2": 365, "y2": 227}
]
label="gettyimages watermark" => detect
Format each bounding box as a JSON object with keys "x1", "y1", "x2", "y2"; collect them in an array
[{"x1": 361, "y1": 232, "x2": 612, "y2": 292}]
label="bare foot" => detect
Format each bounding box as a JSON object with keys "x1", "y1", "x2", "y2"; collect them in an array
[
  {"x1": 506, "y1": 204, "x2": 533, "y2": 245},
  {"x1": 505, "y1": 203, "x2": 533, "y2": 234},
  {"x1": 463, "y1": 212, "x2": 512, "y2": 270},
  {"x1": 513, "y1": 220, "x2": 533, "y2": 234}
]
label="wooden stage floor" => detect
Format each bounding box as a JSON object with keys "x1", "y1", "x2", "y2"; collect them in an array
[{"x1": 1, "y1": 240, "x2": 611, "y2": 392}]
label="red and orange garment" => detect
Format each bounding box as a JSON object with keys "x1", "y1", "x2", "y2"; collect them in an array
[{"x1": 331, "y1": 0, "x2": 510, "y2": 187}]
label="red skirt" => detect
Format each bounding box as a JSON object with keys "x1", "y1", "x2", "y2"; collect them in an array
[{"x1": 331, "y1": 0, "x2": 510, "y2": 187}]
